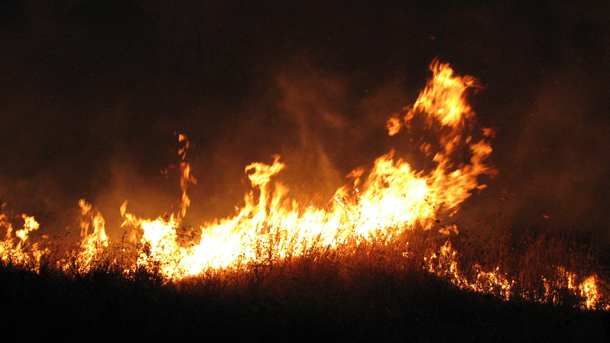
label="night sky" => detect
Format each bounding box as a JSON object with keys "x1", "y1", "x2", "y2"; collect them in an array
[{"x1": 0, "y1": 1, "x2": 609, "y2": 241}]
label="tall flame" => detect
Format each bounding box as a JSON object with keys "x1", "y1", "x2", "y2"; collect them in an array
[
  {"x1": 0, "y1": 60, "x2": 606, "y2": 310},
  {"x1": 119, "y1": 59, "x2": 494, "y2": 278}
]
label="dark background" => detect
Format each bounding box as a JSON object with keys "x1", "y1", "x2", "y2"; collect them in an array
[{"x1": 0, "y1": 0, "x2": 608, "y2": 241}]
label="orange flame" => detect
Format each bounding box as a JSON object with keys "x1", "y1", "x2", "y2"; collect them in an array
[
  {"x1": 0, "y1": 60, "x2": 606, "y2": 310},
  {"x1": 116, "y1": 60, "x2": 495, "y2": 279}
]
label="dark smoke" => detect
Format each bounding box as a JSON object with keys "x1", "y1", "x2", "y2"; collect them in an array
[{"x1": 0, "y1": 1, "x2": 608, "y2": 241}]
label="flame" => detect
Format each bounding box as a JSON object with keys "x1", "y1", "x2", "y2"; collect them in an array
[
  {"x1": 0, "y1": 60, "x2": 607, "y2": 310},
  {"x1": 178, "y1": 134, "x2": 197, "y2": 219},
  {"x1": 113, "y1": 60, "x2": 495, "y2": 279},
  {"x1": 59, "y1": 199, "x2": 110, "y2": 274},
  {"x1": 0, "y1": 214, "x2": 45, "y2": 269},
  {"x1": 109, "y1": 60, "x2": 492, "y2": 279}
]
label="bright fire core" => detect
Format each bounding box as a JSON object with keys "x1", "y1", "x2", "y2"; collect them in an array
[{"x1": 1, "y1": 60, "x2": 607, "y2": 310}]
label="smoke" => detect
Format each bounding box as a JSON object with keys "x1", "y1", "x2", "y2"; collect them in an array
[
  {"x1": 182, "y1": 57, "x2": 408, "y2": 224},
  {"x1": 450, "y1": 1, "x2": 610, "y2": 238},
  {"x1": 499, "y1": 66, "x2": 610, "y2": 230},
  {"x1": 0, "y1": 0, "x2": 609, "y2": 241}
]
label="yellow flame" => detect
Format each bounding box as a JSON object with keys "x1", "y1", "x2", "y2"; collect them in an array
[
  {"x1": 0, "y1": 60, "x2": 606, "y2": 310},
  {"x1": 114, "y1": 60, "x2": 494, "y2": 280},
  {"x1": 73, "y1": 199, "x2": 109, "y2": 273},
  {"x1": 0, "y1": 214, "x2": 45, "y2": 269}
]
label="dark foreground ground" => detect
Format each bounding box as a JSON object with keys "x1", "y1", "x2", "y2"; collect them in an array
[{"x1": 0, "y1": 262, "x2": 608, "y2": 342}]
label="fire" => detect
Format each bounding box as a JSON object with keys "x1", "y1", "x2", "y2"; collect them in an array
[
  {"x1": 72, "y1": 199, "x2": 109, "y2": 273},
  {"x1": 0, "y1": 214, "x2": 46, "y2": 270},
  {"x1": 0, "y1": 60, "x2": 607, "y2": 310}
]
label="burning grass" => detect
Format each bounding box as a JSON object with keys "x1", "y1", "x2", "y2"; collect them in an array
[
  {"x1": 1, "y1": 59, "x2": 609, "y2": 339},
  {"x1": 0, "y1": 227, "x2": 608, "y2": 340},
  {"x1": 1, "y1": 220, "x2": 608, "y2": 311}
]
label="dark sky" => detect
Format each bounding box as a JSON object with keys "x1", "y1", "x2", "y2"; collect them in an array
[{"x1": 0, "y1": 0, "x2": 609, "y2": 239}]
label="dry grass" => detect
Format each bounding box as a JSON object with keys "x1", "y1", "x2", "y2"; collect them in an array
[{"x1": 1, "y1": 224, "x2": 609, "y2": 340}]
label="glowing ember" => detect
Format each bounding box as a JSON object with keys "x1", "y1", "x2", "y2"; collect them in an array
[{"x1": 0, "y1": 60, "x2": 607, "y2": 310}]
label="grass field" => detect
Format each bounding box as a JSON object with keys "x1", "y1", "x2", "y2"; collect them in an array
[
  {"x1": 1, "y1": 226, "x2": 608, "y2": 341},
  {"x1": 1, "y1": 59, "x2": 608, "y2": 341}
]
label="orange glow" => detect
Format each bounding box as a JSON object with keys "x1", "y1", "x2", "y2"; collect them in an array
[{"x1": 0, "y1": 60, "x2": 606, "y2": 310}]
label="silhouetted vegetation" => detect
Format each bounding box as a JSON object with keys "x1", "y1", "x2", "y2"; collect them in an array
[{"x1": 1, "y1": 227, "x2": 609, "y2": 341}]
